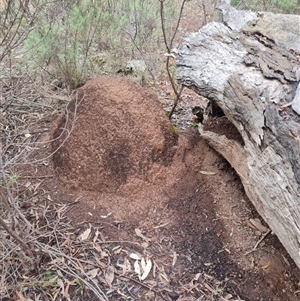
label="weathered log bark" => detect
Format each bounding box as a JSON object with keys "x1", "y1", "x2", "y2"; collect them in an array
[{"x1": 176, "y1": 0, "x2": 300, "y2": 268}]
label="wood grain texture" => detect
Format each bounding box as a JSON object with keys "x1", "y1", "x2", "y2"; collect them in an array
[{"x1": 176, "y1": 1, "x2": 300, "y2": 268}]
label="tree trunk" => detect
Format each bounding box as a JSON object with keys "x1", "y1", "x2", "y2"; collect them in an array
[{"x1": 176, "y1": 0, "x2": 300, "y2": 268}]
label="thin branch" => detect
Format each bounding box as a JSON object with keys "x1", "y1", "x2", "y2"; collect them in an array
[
  {"x1": 0, "y1": 215, "x2": 34, "y2": 258},
  {"x1": 159, "y1": 0, "x2": 187, "y2": 119},
  {"x1": 244, "y1": 230, "x2": 271, "y2": 255},
  {"x1": 159, "y1": 0, "x2": 170, "y2": 53},
  {"x1": 169, "y1": 0, "x2": 187, "y2": 48},
  {"x1": 168, "y1": 83, "x2": 184, "y2": 118},
  {"x1": 41, "y1": 244, "x2": 109, "y2": 301}
]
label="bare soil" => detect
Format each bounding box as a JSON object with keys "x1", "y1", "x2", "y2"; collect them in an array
[{"x1": 21, "y1": 76, "x2": 300, "y2": 301}]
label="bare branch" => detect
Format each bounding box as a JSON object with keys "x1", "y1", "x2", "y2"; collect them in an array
[
  {"x1": 159, "y1": 0, "x2": 187, "y2": 119},
  {"x1": 0, "y1": 215, "x2": 34, "y2": 258}
]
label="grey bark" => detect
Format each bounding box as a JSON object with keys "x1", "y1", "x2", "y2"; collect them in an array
[{"x1": 176, "y1": 0, "x2": 300, "y2": 268}]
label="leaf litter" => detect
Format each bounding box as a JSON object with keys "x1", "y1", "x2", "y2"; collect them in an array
[{"x1": 1, "y1": 194, "x2": 249, "y2": 301}]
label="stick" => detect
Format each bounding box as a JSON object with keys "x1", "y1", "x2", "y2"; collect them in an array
[{"x1": 244, "y1": 230, "x2": 271, "y2": 255}]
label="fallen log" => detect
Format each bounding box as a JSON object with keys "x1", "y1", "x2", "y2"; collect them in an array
[{"x1": 175, "y1": 0, "x2": 300, "y2": 268}]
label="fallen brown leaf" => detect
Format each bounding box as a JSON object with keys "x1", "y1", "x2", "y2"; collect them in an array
[
  {"x1": 105, "y1": 265, "x2": 115, "y2": 288},
  {"x1": 79, "y1": 227, "x2": 91, "y2": 241},
  {"x1": 261, "y1": 262, "x2": 270, "y2": 269}
]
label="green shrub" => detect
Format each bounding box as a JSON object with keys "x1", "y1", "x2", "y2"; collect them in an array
[
  {"x1": 21, "y1": 0, "x2": 181, "y2": 89},
  {"x1": 24, "y1": 1, "x2": 109, "y2": 89},
  {"x1": 231, "y1": 0, "x2": 300, "y2": 13},
  {"x1": 271, "y1": 0, "x2": 300, "y2": 13}
]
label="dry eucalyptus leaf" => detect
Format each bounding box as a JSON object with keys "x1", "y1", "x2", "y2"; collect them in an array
[
  {"x1": 105, "y1": 266, "x2": 114, "y2": 287},
  {"x1": 135, "y1": 228, "x2": 151, "y2": 242},
  {"x1": 93, "y1": 243, "x2": 102, "y2": 253},
  {"x1": 152, "y1": 261, "x2": 157, "y2": 278},
  {"x1": 129, "y1": 252, "x2": 141, "y2": 260},
  {"x1": 141, "y1": 242, "x2": 149, "y2": 248},
  {"x1": 25, "y1": 181, "x2": 31, "y2": 188},
  {"x1": 194, "y1": 273, "x2": 201, "y2": 281},
  {"x1": 134, "y1": 260, "x2": 141, "y2": 280},
  {"x1": 121, "y1": 258, "x2": 132, "y2": 275},
  {"x1": 172, "y1": 251, "x2": 178, "y2": 267},
  {"x1": 261, "y1": 262, "x2": 270, "y2": 269},
  {"x1": 113, "y1": 246, "x2": 122, "y2": 254},
  {"x1": 93, "y1": 229, "x2": 99, "y2": 243},
  {"x1": 153, "y1": 222, "x2": 170, "y2": 229},
  {"x1": 159, "y1": 272, "x2": 170, "y2": 283},
  {"x1": 101, "y1": 250, "x2": 109, "y2": 258},
  {"x1": 98, "y1": 231, "x2": 106, "y2": 243},
  {"x1": 141, "y1": 257, "x2": 146, "y2": 271},
  {"x1": 199, "y1": 170, "x2": 217, "y2": 175},
  {"x1": 141, "y1": 257, "x2": 152, "y2": 280},
  {"x1": 101, "y1": 212, "x2": 112, "y2": 218},
  {"x1": 63, "y1": 279, "x2": 76, "y2": 298},
  {"x1": 79, "y1": 228, "x2": 91, "y2": 241},
  {"x1": 86, "y1": 268, "x2": 99, "y2": 278}
]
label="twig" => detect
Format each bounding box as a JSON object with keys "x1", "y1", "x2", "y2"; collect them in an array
[
  {"x1": 20, "y1": 174, "x2": 53, "y2": 179},
  {"x1": 244, "y1": 230, "x2": 271, "y2": 255},
  {"x1": 0, "y1": 215, "x2": 34, "y2": 258},
  {"x1": 41, "y1": 244, "x2": 109, "y2": 301},
  {"x1": 0, "y1": 144, "x2": 32, "y2": 230},
  {"x1": 2, "y1": 89, "x2": 84, "y2": 168},
  {"x1": 118, "y1": 274, "x2": 158, "y2": 292}
]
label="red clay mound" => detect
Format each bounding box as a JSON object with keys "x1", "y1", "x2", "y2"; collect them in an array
[{"x1": 52, "y1": 77, "x2": 178, "y2": 192}]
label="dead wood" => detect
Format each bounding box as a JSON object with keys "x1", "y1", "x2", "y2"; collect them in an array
[{"x1": 175, "y1": 0, "x2": 300, "y2": 268}]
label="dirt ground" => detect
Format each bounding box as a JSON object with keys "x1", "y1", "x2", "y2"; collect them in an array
[{"x1": 21, "y1": 77, "x2": 300, "y2": 301}]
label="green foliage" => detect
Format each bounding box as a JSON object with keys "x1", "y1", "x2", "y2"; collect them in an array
[
  {"x1": 24, "y1": 1, "x2": 107, "y2": 89},
  {"x1": 231, "y1": 0, "x2": 300, "y2": 13},
  {"x1": 42, "y1": 270, "x2": 53, "y2": 281},
  {"x1": 212, "y1": 286, "x2": 224, "y2": 296},
  {"x1": 7, "y1": 172, "x2": 18, "y2": 186},
  {"x1": 172, "y1": 124, "x2": 178, "y2": 134},
  {"x1": 40, "y1": 270, "x2": 61, "y2": 289},
  {"x1": 75, "y1": 278, "x2": 85, "y2": 294},
  {"x1": 270, "y1": 0, "x2": 300, "y2": 13},
  {"x1": 21, "y1": 0, "x2": 180, "y2": 89}
]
